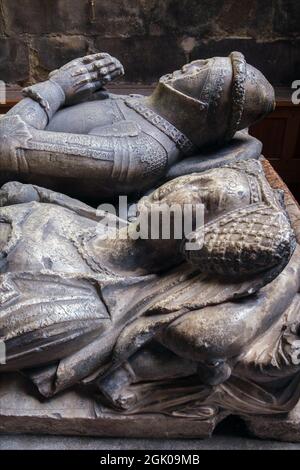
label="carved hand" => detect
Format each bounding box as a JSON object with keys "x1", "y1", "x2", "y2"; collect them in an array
[{"x1": 48, "y1": 52, "x2": 124, "y2": 105}]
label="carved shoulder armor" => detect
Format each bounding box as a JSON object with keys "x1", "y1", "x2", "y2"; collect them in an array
[{"x1": 0, "y1": 115, "x2": 32, "y2": 171}]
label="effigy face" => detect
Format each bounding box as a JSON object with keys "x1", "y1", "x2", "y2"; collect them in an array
[{"x1": 0, "y1": 52, "x2": 299, "y2": 442}]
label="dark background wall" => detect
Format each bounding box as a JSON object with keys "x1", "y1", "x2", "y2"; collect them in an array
[{"x1": 0, "y1": 0, "x2": 299, "y2": 86}]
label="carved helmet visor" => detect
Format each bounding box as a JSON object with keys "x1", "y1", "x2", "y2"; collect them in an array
[{"x1": 159, "y1": 52, "x2": 275, "y2": 145}]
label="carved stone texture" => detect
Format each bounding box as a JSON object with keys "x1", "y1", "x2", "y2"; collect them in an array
[
  {"x1": 0, "y1": 38, "x2": 29, "y2": 84},
  {"x1": 0, "y1": 51, "x2": 274, "y2": 199},
  {"x1": 245, "y1": 399, "x2": 300, "y2": 443},
  {"x1": 0, "y1": 155, "x2": 297, "y2": 423},
  {"x1": 1, "y1": 1, "x2": 298, "y2": 86},
  {"x1": 0, "y1": 52, "x2": 299, "y2": 441},
  {"x1": 0, "y1": 155, "x2": 298, "y2": 440},
  {"x1": 0, "y1": 373, "x2": 225, "y2": 438}
]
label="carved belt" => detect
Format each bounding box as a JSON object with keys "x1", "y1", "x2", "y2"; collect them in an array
[{"x1": 124, "y1": 97, "x2": 196, "y2": 156}]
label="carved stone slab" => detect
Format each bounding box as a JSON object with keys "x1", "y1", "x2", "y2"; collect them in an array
[
  {"x1": 2, "y1": 372, "x2": 300, "y2": 441},
  {"x1": 165, "y1": 131, "x2": 262, "y2": 180},
  {"x1": 0, "y1": 373, "x2": 225, "y2": 438},
  {"x1": 0, "y1": 158, "x2": 299, "y2": 441},
  {"x1": 245, "y1": 400, "x2": 300, "y2": 443}
]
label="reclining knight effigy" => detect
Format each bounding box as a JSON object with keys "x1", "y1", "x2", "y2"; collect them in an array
[{"x1": 0, "y1": 52, "x2": 299, "y2": 433}]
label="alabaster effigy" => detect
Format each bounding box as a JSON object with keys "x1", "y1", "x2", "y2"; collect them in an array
[{"x1": 0, "y1": 51, "x2": 300, "y2": 441}]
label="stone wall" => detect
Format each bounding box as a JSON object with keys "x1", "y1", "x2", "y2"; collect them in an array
[{"x1": 0, "y1": 0, "x2": 299, "y2": 86}]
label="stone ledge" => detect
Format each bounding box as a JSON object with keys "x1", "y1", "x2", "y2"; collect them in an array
[
  {"x1": 0, "y1": 158, "x2": 300, "y2": 441},
  {"x1": 0, "y1": 373, "x2": 224, "y2": 439}
]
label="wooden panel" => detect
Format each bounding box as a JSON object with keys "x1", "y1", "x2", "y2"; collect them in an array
[
  {"x1": 250, "y1": 93, "x2": 300, "y2": 193},
  {"x1": 295, "y1": 121, "x2": 300, "y2": 159},
  {"x1": 268, "y1": 159, "x2": 300, "y2": 184},
  {"x1": 251, "y1": 116, "x2": 287, "y2": 159}
]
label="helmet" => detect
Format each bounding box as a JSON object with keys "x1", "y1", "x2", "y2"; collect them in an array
[{"x1": 149, "y1": 52, "x2": 275, "y2": 148}]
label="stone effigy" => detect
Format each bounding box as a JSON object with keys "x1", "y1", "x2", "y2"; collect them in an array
[
  {"x1": 0, "y1": 51, "x2": 273, "y2": 198},
  {"x1": 0, "y1": 52, "x2": 300, "y2": 441}
]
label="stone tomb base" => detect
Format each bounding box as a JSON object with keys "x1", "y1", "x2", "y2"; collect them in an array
[
  {"x1": 0, "y1": 373, "x2": 300, "y2": 442},
  {"x1": 1, "y1": 159, "x2": 300, "y2": 442}
]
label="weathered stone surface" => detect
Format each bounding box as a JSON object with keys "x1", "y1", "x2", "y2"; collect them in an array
[
  {"x1": 274, "y1": 0, "x2": 300, "y2": 37},
  {"x1": 32, "y1": 36, "x2": 91, "y2": 79},
  {"x1": 0, "y1": 0, "x2": 298, "y2": 86},
  {"x1": 24, "y1": 36, "x2": 300, "y2": 86},
  {"x1": 144, "y1": 0, "x2": 275, "y2": 39},
  {"x1": 142, "y1": 0, "x2": 223, "y2": 37},
  {"x1": 1, "y1": 0, "x2": 88, "y2": 35},
  {"x1": 1, "y1": 0, "x2": 146, "y2": 36},
  {"x1": 190, "y1": 38, "x2": 300, "y2": 86},
  {"x1": 215, "y1": 0, "x2": 275, "y2": 38},
  {"x1": 165, "y1": 131, "x2": 262, "y2": 180},
  {"x1": 91, "y1": 0, "x2": 146, "y2": 37},
  {"x1": 2, "y1": 372, "x2": 300, "y2": 442},
  {"x1": 94, "y1": 36, "x2": 186, "y2": 83},
  {"x1": 0, "y1": 373, "x2": 221, "y2": 438},
  {"x1": 2, "y1": 0, "x2": 298, "y2": 39},
  {"x1": 0, "y1": 52, "x2": 299, "y2": 442},
  {"x1": 3, "y1": 433, "x2": 300, "y2": 450},
  {"x1": 0, "y1": 38, "x2": 29, "y2": 84},
  {"x1": 245, "y1": 399, "x2": 300, "y2": 443}
]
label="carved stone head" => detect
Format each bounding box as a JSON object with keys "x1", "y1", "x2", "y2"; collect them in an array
[
  {"x1": 138, "y1": 160, "x2": 295, "y2": 279},
  {"x1": 148, "y1": 52, "x2": 275, "y2": 149}
]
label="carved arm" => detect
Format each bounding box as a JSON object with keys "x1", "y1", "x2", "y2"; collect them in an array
[{"x1": 6, "y1": 53, "x2": 124, "y2": 129}]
